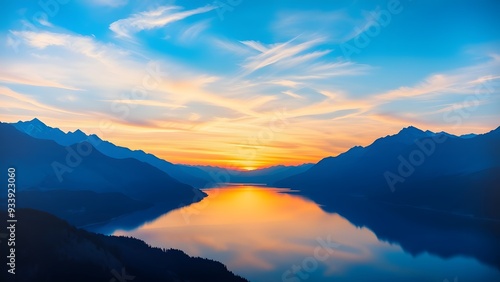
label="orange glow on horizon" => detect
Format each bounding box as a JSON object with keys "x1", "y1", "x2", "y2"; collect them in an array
[{"x1": 0, "y1": 114, "x2": 497, "y2": 170}]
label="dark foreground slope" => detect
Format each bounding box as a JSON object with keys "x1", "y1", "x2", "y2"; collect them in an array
[{"x1": 0, "y1": 209, "x2": 248, "y2": 282}]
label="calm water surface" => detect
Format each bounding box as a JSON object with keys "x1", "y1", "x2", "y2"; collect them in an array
[{"x1": 107, "y1": 185, "x2": 500, "y2": 282}]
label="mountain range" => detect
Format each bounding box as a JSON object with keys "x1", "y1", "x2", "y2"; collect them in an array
[
  {"x1": 12, "y1": 118, "x2": 210, "y2": 188},
  {"x1": 3, "y1": 118, "x2": 499, "y2": 223},
  {"x1": 0, "y1": 122, "x2": 205, "y2": 226},
  {"x1": 276, "y1": 125, "x2": 500, "y2": 220},
  {"x1": 185, "y1": 163, "x2": 314, "y2": 184},
  {"x1": 0, "y1": 119, "x2": 314, "y2": 227},
  {"x1": 1, "y1": 118, "x2": 499, "y2": 279},
  {"x1": 11, "y1": 118, "x2": 312, "y2": 187}
]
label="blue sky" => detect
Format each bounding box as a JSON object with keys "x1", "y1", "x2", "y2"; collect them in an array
[{"x1": 0, "y1": 0, "x2": 499, "y2": 167}]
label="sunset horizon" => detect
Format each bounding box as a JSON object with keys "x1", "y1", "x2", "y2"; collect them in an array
[
  {"x1": 4, "y1": 116, "x2": 499, "y2": 170},
  {"x1": 2, "y1": 1, "x2": 499, "y2": 169}
]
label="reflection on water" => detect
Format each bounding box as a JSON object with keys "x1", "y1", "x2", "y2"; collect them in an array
[{"x1": 106, "y1": 185, "x2": 500, "y2": 282}]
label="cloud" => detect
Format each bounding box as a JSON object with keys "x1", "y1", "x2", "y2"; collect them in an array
[
  {"x1": 35, "y1": 17, "x2": 53, "y2": 27},
  {"x1": 0, "y1": 71, "x2": 82, "y2": 91},
  {"x1": 2, "y1": 1, "x2": 498, "y2": 169},
  {"x1": 230, "y1": 35, "x2": 369, "y2": 83},
  {"x1": 10, "y1": 30, "x2": 125, "y2": 62},
  {"x1": 179, "y1": 20, "x2": 211, "y2": 43},
  {"x1": 88, "y1": 0, "x2": 128, "y2": 7},
  {"x1": 0, "y1": 86, "x2": 80, "y2": 115},
  {"x1": 367, "y1": 55, "x2": 500, "y2": 131},
  {"x1": 271, "y1": 8, "x2": 397, "y2": 46},
  {"x1": 282, "y1": 90, "x2": 303, "y2": 99},
  {"x1": 240, "y1": 40, "x2": 268, "y2": 53},
  {"x1": 102, "y1": 99, "x2": 186, "y2": 109},
  {"x1": 4, "y1": 29, "x2": 279, "y2": 125},
  {"x1": 269, "y1": 80, "x2": 301, "y2": 88},
  {"x1": 272, "y1": 10, "x2": 349, "y2": 41},
  {"x1": 376, "y1": 74, "x2": 458, "y2": 100},
  {"x1": 241, "y1": 37, "x2": 325, "y2": 74},
  {"x1": 109, "y1": 5, "x2": 215, "y2": 38},
  {"x1": 210, "y1": 38, "x2": 254, "y2": 56},
  {"x1": 375, "y1": 57, "x2": 500, "y2": 101},
  {"x1": 341, "y1": 7, "x2": 387, "y2": 43}
]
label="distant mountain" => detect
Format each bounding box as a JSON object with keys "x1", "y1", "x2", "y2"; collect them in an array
[
  {"x1": 11, "y1": 119, "x2": 313, "y2": 187},
  {"x1": 12, "y1": 118, "x2": 210, "y2": 188},
  {"x1": 460, "y1": 133, "x2": 478, "y2": 139},
  {"x1": 0, "y1": 122, "x2": 205, "y2": 224},
  {"x1": 13, "y1": 118, "x2": 89, "y2": 146},
  {"x1": 190, "y1": 164, "x2": 314, "y2": 184},
  {"x1": 0, "y1": 209, "x2": 248, "y2": 282},
  {"x1": 276, "y1": 126, "x2": 500, "y2": 220}
]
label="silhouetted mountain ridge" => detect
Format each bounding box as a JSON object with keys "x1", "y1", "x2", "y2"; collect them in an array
[
  {"x1": 11, "y1": 119, "x2": 210, "y2": 188},
  {"x1": 189, "y1": 163, "x2": 314, "y2": 184},
  {"x1": 0, "y1": 122, "x2": 206, "y2": 226},
  {"x1": 276, "y1": 125, "x2": 500, "y2": 220},
  {"x1": 11, "y1": 119, "x2": 314, "y2": 186}
]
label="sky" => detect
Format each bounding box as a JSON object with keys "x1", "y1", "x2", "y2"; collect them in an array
[{"x1": 0, "y1": 0, "x2": 499, "y2": 169}]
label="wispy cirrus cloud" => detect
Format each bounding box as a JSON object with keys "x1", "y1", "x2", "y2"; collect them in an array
[
  {"x1": 1, "y1": 0, "x2": 499, "y2": 168},
  {"x1": 10, "y1": 30, "x2": 128, "y2": 62},
  {"x1": 109, "y1": 5, "x2": 215, "y2": 38},
  {"x1": 0, "y1": 70, "x2": 82, "y2": 91},
  {"x1": 179, "y1": 19, "x2": 211, "y2": 44},
  {"x1": 375, "y1": 56, "x2": 500, "y2": 101},
  {"x1": 272, "y1": 9, "x2": 387, "y2": 45},
  {"x1": 366, "y1": 55, "x2": 500, "y2": 131},
  {"x1": 272, "y1": 10, "x2": 350, "y2": 41},
  {"x1": 88, "y1": 0, "x2": 128, "y2": 7},
  {"x1": 2, "y1": 28, "x2": 277, "y2": 129},
  {"x1": 0, "y1": 86, "x2": 81, "y2": 116},
  {"x1": 219, "y1": 26, "x2": 370, "y2": 84},
  {"x1": 240, "y1": 37, "x2": 326, "y2": 74},
  {"x1": 376, "y1": 74, "x2": 459, "y2": 100}
]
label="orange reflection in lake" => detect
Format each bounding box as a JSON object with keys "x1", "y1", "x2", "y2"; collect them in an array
[{"x1": 113, "y1": 185, "x2": 384, "y2": 280}]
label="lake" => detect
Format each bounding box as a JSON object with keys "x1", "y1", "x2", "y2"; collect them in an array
[{"x1": 97, "y1": 185, "x2": 500, "y2": 281}]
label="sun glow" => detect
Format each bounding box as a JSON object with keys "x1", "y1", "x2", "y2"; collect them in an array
[{"x1": 113, "y1": 185, "x2": 379, "y2": 277}]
